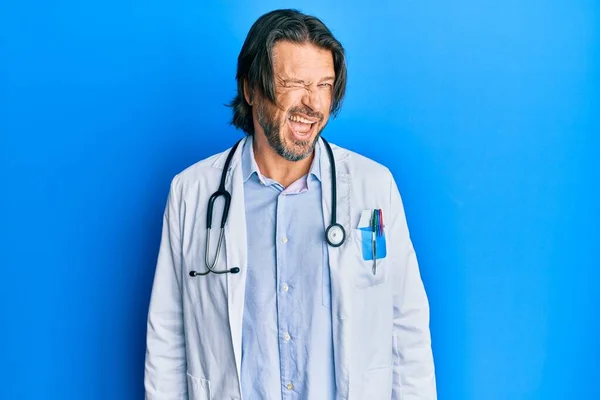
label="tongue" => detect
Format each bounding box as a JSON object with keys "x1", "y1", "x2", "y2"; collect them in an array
[{"x1": 290, "y1": 120, "x2": 312, "y2": 134}]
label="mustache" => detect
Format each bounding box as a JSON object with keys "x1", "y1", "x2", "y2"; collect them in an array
[{"x1": 288, "y1": 106, "x2": 324, "y2": 122}]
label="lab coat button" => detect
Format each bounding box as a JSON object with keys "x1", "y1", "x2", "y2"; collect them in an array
[
  {"x1": 283, "y1": 284, "x2": 289, "y2": 292},
  {"x1": 287, "y1": 383, "x2": 294, "y2": 390},
  {"x1": 284, "y1": 332, "x2": 291, "y2": 341},
  {"x1": 282, "y1": 237, "x2": 288, "y2": 243}
]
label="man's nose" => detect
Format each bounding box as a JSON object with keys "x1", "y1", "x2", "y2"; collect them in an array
[{"x1": 301, "y1": 87, "x2": 322, "y2": 113}]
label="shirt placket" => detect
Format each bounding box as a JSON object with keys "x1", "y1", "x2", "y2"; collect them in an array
[{"x1": 276, "y1": 193, "x2": 295, "y2": 398}]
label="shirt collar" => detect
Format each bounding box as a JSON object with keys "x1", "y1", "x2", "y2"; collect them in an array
[
  {"x1": 242, "y1": 135, "x2": 260, "y2": 184},
  {"x1": 242, "y1": 135, "x2": 322, "y2": 185}
]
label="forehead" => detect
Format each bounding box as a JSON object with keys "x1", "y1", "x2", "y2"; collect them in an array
[{"x1": 271, "y1": 41, "x2": 334, "y2": 79}]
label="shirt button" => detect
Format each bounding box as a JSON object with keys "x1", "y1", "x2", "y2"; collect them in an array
[
  {"x1": 287, "y1": 383, "x2": 294, "y2": 390},
  {"x1": 283, "y1": 284, "x2": 289, "y2": 292},
  {"x1": 282, "y1": 237, "x2": 288, "y2": 243},
  {"x1": 284, "y1": 333, "x2": 291, "y2": 341}
]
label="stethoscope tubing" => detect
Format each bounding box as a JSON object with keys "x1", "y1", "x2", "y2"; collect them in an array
[{"x1": 190, "y1": 136, "x2": 342, "y2": 277}]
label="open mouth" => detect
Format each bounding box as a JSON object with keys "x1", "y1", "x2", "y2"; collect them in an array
[{"x1": 287, "y1": 114, "x2": 318, "y2": 140}]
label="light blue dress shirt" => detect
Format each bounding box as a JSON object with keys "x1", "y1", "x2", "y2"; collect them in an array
[{"x1": 240, "y1": 137, "x2": 336, "y2": 400}]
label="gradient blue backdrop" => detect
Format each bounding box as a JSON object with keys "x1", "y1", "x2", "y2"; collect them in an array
[{"x1": 1, "y1": 1, "x2": 598, "y2": 399}]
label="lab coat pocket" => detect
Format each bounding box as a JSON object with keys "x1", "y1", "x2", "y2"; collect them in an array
[
  {"x1": 352, "y1": 228, "x2": 387, "y2": 289},
  {"x1": 187, "y1": 372, "x2": 211, "y2": 400},
  {"x1": 365, "y1": 365, "x2": 393, "y2": 399}
]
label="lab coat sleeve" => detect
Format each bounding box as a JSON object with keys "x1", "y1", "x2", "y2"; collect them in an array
[
  {"x1": 388, "y1": 172, "x2": 437, "y2": 400},
  {"x1": 145, "y1": 176, "x2": 188, "y2": 400}
]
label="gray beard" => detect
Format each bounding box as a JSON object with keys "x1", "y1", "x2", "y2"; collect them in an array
[{"x1": 256, "y1": 102, "x2": 321, "y2": 162}]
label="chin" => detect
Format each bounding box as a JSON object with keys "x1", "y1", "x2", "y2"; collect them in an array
[{"x1": 281, "y1": 128, "x2": 321, "y2": 162}]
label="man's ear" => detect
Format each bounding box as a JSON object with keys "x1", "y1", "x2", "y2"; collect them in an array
[{"x1": 243, "y1": 79, "x2": 253, "y2": 106}]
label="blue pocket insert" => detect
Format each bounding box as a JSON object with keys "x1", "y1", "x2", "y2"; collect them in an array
[{"x1": 358, "y1": 227, "x2": 387, "y2": 261}]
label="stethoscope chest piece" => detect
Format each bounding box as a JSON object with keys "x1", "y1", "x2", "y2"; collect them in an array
[{"x1": 326, "y1": 223, "x2": 345, "y2": 247}]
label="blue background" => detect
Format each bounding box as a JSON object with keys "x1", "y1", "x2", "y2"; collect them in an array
[{"x1": 1, "y1": 0, "x2": 598, "y2": 398}]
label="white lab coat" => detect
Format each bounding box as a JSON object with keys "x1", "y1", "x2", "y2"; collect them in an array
[{"x1": 144, "y1": 136, "x2": 436, "y2": 400}]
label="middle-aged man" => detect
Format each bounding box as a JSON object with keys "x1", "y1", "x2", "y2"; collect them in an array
[{"x1": 145, "y1": 8, "x2": 436, "y2": 400}]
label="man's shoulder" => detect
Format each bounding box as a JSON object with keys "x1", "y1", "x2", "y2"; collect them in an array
[
  {"x1": 170, "y1": 146, "x2": 231, "y2": 189},
  {"x1": 333, "y1": 142, "x2": 393, "y2": 182}
]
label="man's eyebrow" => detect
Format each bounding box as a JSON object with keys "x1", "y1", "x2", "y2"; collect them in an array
[
  {"x1": 319, "y1": 76, "x2": 335, "y2": 82},
  {"x1": 282, "y1": 78, "x2": 307, "y2": 85}
]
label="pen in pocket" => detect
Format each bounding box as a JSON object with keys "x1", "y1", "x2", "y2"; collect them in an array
[{"x1": 371, "y1": 209, "x2": 377, "y2": 275}]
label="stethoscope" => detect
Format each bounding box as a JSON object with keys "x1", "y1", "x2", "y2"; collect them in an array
[{"x1": 189, "y1": 137, "x2": 345, "y2": 277}]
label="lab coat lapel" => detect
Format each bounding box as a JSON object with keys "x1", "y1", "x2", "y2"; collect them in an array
[
  {"x1": 214, "y1": 137, "x2": 249, "y2": 389},
  {"x1": 319, "y1": 138, "x2": 353, "y2": 399}
]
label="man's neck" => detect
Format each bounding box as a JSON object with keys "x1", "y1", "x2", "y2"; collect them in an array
[{"x1": 252, "y1": 135, "x2": 314, "y2": 188}]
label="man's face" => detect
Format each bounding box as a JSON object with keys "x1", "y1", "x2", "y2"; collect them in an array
[{"x1": 252, "y1": 41, "x2": 335, "y2": 161}]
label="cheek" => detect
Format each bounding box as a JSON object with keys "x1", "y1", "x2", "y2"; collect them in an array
[
  {"x1": 320, "y1": 90, "x2": 333, "y2": 109},
  {"x1": 319, "y1": 92, "x2": 332, "y2": 115},
  {"x1": 263, "y1": 102, "x2": 286, "y2": 123},
  {"x1": 280, "y1": 90, "x2": 304, "y2": 109}
]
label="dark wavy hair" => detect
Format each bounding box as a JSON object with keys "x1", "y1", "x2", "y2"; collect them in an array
[{"x1": 228, "y1": 9, "x2": 347, "y2": 135}]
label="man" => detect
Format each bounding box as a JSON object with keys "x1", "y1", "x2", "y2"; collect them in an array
[{"x1": 145, "y1": 9, "x2": 436, "y2": 400}]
